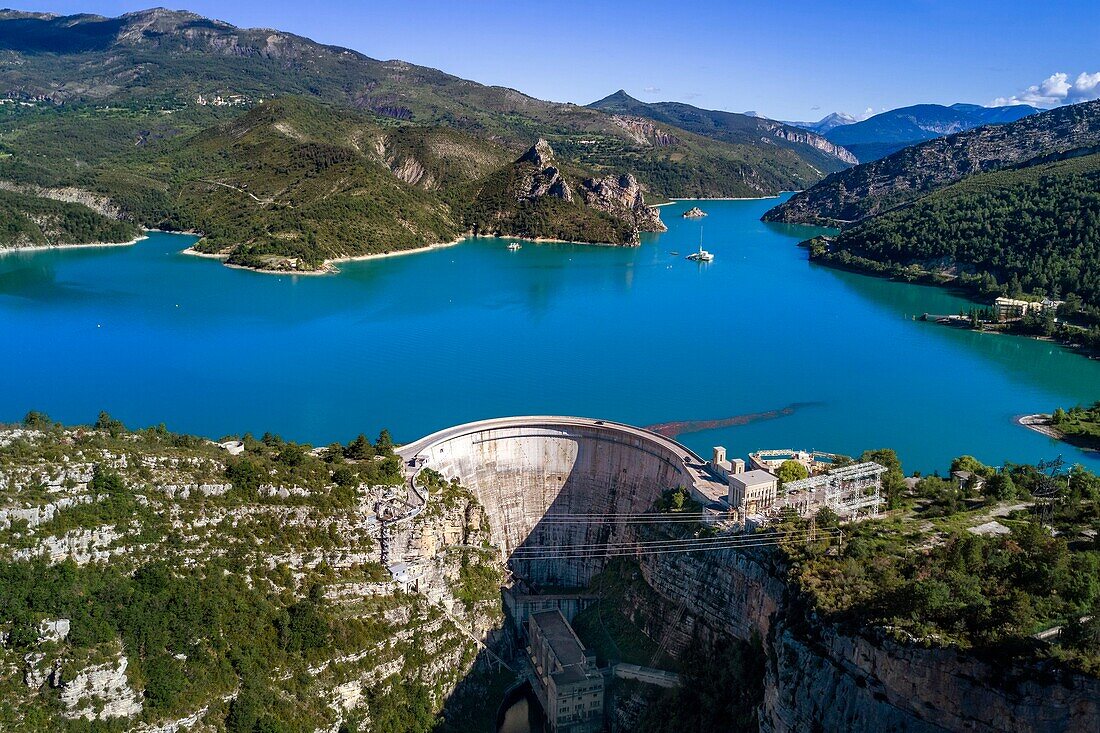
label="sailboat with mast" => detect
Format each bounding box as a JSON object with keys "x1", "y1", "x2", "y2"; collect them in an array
[{"x1": 685, "y1": 223, "x2": 714, "y2": 262}]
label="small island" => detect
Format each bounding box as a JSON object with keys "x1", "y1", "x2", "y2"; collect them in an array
[{"x1": 682, "y1": 206, "x2": 707, "y2": 218}]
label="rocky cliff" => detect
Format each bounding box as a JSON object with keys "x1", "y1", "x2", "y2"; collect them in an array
[
  {"x1": 464, "y1": 139, "x2": 665, "y2": 244},
  {"x1": 580, "y1": 173, "x2": 667, "y2": 234},
  {"x1": 628, "y1": 546, "x2": 1099, "y2": 732},
  {"x1": 0, "y1": 425, "x2": 505, "y2": 732},
  {"x1": 761, "y1": 121, "x2": 858, "y2": 165}
]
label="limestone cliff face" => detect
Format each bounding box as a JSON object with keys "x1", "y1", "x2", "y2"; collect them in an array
[
  {"x1": 609, "y1": 116, "x2": 681, "y2": 147},
  {"x1": 580, "y1": 173, "x2": 666, "y2": 233},
  {"x1": 761, "y1": 123, "x2": 858, "y2": 165},
  {"x1": 466, "y1": 139, "x2": 664, "y2": 245},
  {"x1": 628, "y1": 547, "x2": 1100, "y2": 733},
  {"x1": 763, "y1": 617, "x2": 1099, "y2": 733},
  {"x1": 515, "y1": 139, "x2": 574, "y2": 202}
]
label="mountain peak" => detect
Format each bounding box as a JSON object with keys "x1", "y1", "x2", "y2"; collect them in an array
[
  {"x1": 518, "y1": 138, "x2": 556, "y2": 167},
  {"x1": 590, "y1": 89, "x2": 644, "y2": 109}
]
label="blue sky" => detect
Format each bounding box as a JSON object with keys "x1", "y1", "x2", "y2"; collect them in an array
[{"x1": 18, "y1": 1, "x2": 1100, "y2": 120}]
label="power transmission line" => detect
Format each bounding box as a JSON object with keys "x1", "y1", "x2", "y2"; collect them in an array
[
  {"x1": 508, "y1": 528, "x2": 840, "y2": 554},
  {"x1": 507, "y1": 530, "x2": 841, "y2": 561}
]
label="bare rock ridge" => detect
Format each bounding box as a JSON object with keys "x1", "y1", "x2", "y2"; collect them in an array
[
  {"x1": 760, "y1": 120, "x2": 858, "y2": 165},
  {"x1": 580, "y1": 173, "x2": 666, "y2": 233},
  {"x1": 516, "y1": 139, "x2": 574, "y2": 202}
]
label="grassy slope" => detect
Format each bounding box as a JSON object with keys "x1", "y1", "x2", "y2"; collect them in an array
[
  {"x1": 0, "y1": 100, "x2": 508, "y2": 267},
  {"x1": 152, "y1": 99, "x2": 466, "y2": 267}
]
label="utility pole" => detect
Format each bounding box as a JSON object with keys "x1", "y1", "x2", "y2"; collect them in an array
[{"x1": 1034, "y1": 456, "x2": 1065, "y2": 530}]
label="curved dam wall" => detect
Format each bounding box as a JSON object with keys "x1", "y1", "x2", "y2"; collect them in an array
[
  {"x1": 409, "y1": 418, "x2": 696, "y2": 586},
  {"x1": 404, "y1": 416, "x2": 1099, "y2": 733}
]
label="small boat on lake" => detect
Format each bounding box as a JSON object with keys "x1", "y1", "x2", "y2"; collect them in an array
[
  {"x1": 686, "y1": 226, "x2": 714, "y2": 262},
  {"x1": 507, "y1": 242, "x2": 522, "y2": 251}
]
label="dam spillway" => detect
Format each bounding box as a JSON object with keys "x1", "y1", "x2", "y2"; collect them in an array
[{"x1": 398, "y1": 416, "x2": 728, "y2": 585}]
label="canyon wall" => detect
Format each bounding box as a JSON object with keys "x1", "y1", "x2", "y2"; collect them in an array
[{"x1": 412, "y1": 418, "x2": 1099, "y2": 732}]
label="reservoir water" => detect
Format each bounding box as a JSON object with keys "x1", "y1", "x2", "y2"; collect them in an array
[{"x1": 1, "y1": 195, "x2": 1097, "y2": 473}]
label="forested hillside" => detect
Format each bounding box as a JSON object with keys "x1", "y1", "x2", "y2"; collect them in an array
[
  {"x1": 0, "y1": 188, "x2": 139, "y2": 249},
  {"x1": 0, "y1": 7, "x2": 861, "y2": 270},
  {"x1": 818, "y1": 153, "x2": 1100, "y2": 308}
]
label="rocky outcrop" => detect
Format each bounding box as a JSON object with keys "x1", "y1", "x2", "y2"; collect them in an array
[
  {"x1": 628, "y1": 546, "x2": 1100, "y2": 733},
  {"x1": 59, "y1": 655, "x2": 143, "y2": 721},
  {"x1": 764, "y1": 615, "x2": 1099, "y2": 733},
  {"x1": 682, "y1": 206, "x2": 706, "y2": 218},
  {"x1": 580, "y1": 173, "x2": 665, "y2": 233},
  {"x1": 515, "y1": 139, "x2": 574, "y2": 202},
  {"x1": 0, "y1": 182, "x2": 124, "y2": 219},
  {"x1": 467, "y1": 140, "x2": 663, "y2": 245},
  {"x1": 609, "y1": 116, "x2": 680, "y2": 147},
  {"x1": 760, "y1": 123, "x2": 858, "y2": 165}
]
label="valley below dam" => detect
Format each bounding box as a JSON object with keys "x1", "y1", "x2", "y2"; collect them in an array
[{"x1": 1, "y1": 195, "x2": 1097, "y2": 474}]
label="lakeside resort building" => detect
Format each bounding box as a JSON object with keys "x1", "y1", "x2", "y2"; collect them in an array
[
  {"x1": 708, "y1": 446, "x2": 886, "y2": 526},
  {"x1": 993, "y1": 296, "x2": 1064, "y2": 322}
]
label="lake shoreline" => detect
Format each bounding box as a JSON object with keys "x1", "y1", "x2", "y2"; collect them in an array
[
  {"x1": 179, "y1": 231, "x2": 645, "y2": 276},
  {"x1": 1015, "y1": 413, "x2": 1099, "y2": 453},
  {"x1": 808, "y1": 250, "x2": 1100, "y2": 361},
  {"x1": 0, "y1": 232, "x2": 149, "y2": 256}
]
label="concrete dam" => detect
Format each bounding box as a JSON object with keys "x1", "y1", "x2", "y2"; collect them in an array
[
  {"x1": 396, "y1": 416, "x2": 1100, "y2": 733},
  {"x1": 398, "y1": 416, "x2": 727, "y2": 586}
]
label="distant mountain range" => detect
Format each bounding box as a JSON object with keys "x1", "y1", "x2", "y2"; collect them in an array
[
  {"x1": 0, "y1": 8, "x2": 858, "y2": 269},
  {"x1": 783, "y1": 112, "x2": 859, "y2": 135},
  {"x1": 824, "y1": 103, "x2": 1043, "y2": 161},
  {"x1": 765, "y1": 99, "x2": 1100, "y2": 315},
  {"x1": 765, "y1": 101, "x2": 1100, "y2": 225},
  {"x1": 786, "y1": 103, "x2": 1043, "y2": 162},
  {"x1": 588, "y1": 90, "x2": 857, "y2": 166}
]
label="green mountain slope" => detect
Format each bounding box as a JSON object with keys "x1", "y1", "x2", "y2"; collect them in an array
[
  {"x1": 764, "y1": 100, "x2": 1100, "y2": 225},
  {"x1": 812, "y1": 152, "x2": 1100, "y2": 308},
  {"x1": 0, "y1": 187, "x2": 139, "y2": 249},
  {"x1": 587, "y1": 90, "x2": 856, "y2": 170},
  {"x1": 0, "y1": 96, "x2": 672, "y2": 269},
  {"x1": 0, "y1": 8, "x2": 842, "y2": 199}
]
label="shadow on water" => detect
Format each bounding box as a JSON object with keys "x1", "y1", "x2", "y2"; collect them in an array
[{"x1": 497, "y1": 683, "x2": 545, "y2": 733}]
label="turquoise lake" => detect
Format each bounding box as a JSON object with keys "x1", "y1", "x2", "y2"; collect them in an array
[{"x1": 1, "y1": 195, "x2": 1097, "y2": 473}]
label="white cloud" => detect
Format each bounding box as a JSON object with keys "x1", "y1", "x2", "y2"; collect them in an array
[
  {"x1": 993, "y1": 71, "x2": 1100, "y2": 107},
  {"x1": 642, "y1": 86, "x2": 661, "y2": 94}
]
